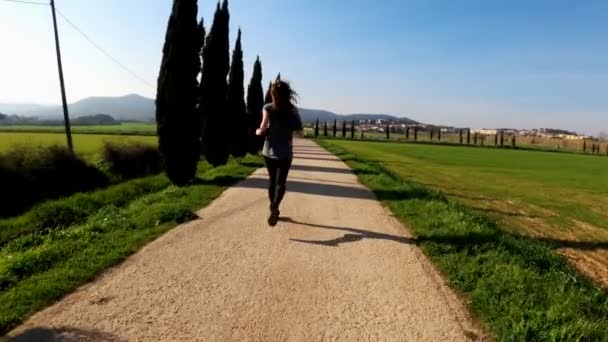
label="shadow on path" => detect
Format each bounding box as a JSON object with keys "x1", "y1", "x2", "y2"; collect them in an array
[
  {"x1": 4, "y1": 327, "x2": 124, "y2": 342},
  {"x1": 291, "y1": 151, "x2": 331, "y2": 157},
  {"x1": 293, "y1": 156, "x2": 339, "y2": 162},
  {"x1": 283, "y1": 218, "x2": 416, "y2": 247},
  {"x1": 290, "y1": 164, "x2": 354, "y2": 175},
  {"x1": 234, "y1": 177, "x2": 376, "y2": 200}
]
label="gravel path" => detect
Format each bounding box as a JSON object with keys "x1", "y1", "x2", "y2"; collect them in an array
[{"x1": 5, "y1": 139, "x2": 482, "y2": 342}]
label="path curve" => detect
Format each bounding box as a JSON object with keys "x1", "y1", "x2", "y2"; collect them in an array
[{"x1": 6, "y1": 139, "x2": 482, "y2": 341}]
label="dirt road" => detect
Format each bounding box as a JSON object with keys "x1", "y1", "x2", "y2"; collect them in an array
[{"x1": 6, "y1": 139, "x2": 482, "y2": 341}]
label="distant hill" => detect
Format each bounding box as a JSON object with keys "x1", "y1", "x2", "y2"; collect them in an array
[
  {"x1": 70, "y1": 114, "x2": 119, "y2": 125},
  {"x1": 68, "y1": 94, "x2": 155, "y2": 122},
  {"x1": 0, "y1": 94, "x2": 155, "y2": 122},
  {"x1": 0, "y1": 94, "x2": 418, "y2": 124},
  {"x1": 298, "y1": 108, "x2": 417, "y2": 124},
  {"x1": 0, "y1": 104, "x2": 56, "y2": 117}
]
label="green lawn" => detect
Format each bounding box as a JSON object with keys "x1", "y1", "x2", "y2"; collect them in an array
[
  {"x1": 318, "y1": 139, "x2": 608, "y2": 340},
  {"x1": 0, "y1": 123, "x2": 156, "y2": 136},
  {"x1": 322, "y1": 140, "x2": 608, "y2": 231},
  {"x1": 0, "y1": 155, "x2": 263, "y2": 334},
  {"x1": 0, "y1": 132, "x2": 157, "y2": 161}
]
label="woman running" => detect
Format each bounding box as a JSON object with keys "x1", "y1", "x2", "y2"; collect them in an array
[{"x1": 256, "y1": 80, "x2": 303, "y2": 226}]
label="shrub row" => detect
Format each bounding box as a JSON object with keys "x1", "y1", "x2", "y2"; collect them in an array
[
  {"x1": 101, "y1": 142, "x2": 162, "y2": 180},
  {"x1": 0, "y1": 146, "x2": 107, "y2": 218},
  {"x1": 0, "y1": 143, "x2": 162, "y2": 218}
]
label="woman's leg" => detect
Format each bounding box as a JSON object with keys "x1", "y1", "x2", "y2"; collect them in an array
[
  {"x1": 264, "y1": 157, "x2": 278, "y2": 205},
  {"x1": 273, "y1": 159, "x2": 293, "y2": 211}
]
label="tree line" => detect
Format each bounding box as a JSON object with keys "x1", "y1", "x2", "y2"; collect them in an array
[{"x1": 156, "y1": 0, "x2": 274, "y2": 185}]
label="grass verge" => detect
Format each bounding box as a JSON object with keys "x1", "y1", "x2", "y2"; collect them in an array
[
  {"x1": 0, "y1": 155, "x2": 263, "y2": 334},
  {"x1": 0, "y1": 174, "x2": 172, "y2": 247},
  {"x1": 317, "y1": 140, "x2": 608, "y2": 341}
]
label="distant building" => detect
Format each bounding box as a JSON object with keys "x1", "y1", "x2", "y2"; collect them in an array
[
  {"x1": 557, "y1": 134, "x2": 586, "y2": 140},
  {"x1": 471, "y1": 129, "x2": 498, "y2": 135}
]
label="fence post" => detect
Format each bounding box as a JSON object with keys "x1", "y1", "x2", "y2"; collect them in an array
[
  {"x1": 351, "y1": 120, "x2": 355, "y2": 139},
  {"x1": 414, "y1": 126, "x2": 418, "y2": 141},
  {"x1": 406, "y1": 127, "x2": 410, "y2": 140},
  {"x1": 467, "y1": 129, "x2": 471, "y2": 144},
  {"x1": 386, "y1": 124, "x2": 390, "y2": 140}
]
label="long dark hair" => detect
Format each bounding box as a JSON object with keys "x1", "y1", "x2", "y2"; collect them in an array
[{"x1": 271, "y1": 80, "x2": 298, "y2": 114}]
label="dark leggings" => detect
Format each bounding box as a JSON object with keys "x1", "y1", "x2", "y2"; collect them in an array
[{"x1": 264, "y1": 157, "x2": 292, "y2": 211}]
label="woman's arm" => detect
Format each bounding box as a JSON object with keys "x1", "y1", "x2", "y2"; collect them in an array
[{"x1": 255, "y1": 108, "x2": 269, "y2": 136}]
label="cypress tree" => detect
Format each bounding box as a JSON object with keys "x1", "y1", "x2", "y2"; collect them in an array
[
  {"x1": 264, "y1": 81, "x2": 272, "y2": 104},
  {"x1": 459, "y1": 129, "x2": 463, "y2": 144},
  {"x1": 512, "y1": 135, "x2": 516, "y2": 148},
  {"x1": 333, "y1": 119, "x2": 337, "y2": 137},
  {"x1": 414, "y1": 126, "x2": 418, "y2": 141},
  {"x1": 361, "y1": 130, "x2": 365, "y2": 140},
  {"x1": 227, "y1": 29, "x2": 247, "y2": 157},
  {"x1": 156, "y1": 0, "x2": 201, "y2": 185},
  {"x1": 342, "y1": 120, "x2": 347, "y2": 137},
  {"x1": 500, "y1": 131, "x2": 504, "y2": 146},
  {"x1": 386, "y1": 124, "x2": 390, "y2": 140},
  {"x1": 438, "y1": 129, "x2": 442, "y2": 141},
  {"x1": 467, "y1": 129, "x2": 471, "y2": 144},
  {"x1": 323, "y1": 121, "x2": 328, "y2": 136},
  {"x1": 473, "y1": 133, "x2": 478, "y2": 145},
  {"x1": 430, "y1": 129, "x2": 434, "y2": 141},
  {"x1": 200, "y1": 0, "x2": 231, "y2": 166},
  {"x1": 583, "y1": 140, "x2": 587, "y2": 153},
  {"x1": 314, "y1": 119, "x2": 319, "y2": 137},
  {"x1": 405, "y1": 127, "x2": 410, "y2": 140},
  {"x1": 246, "y1": 56, "x2": 264, "y2": 153},
  {"x1": 351, "y1": 120, "x2": 355, "y2": 139}
]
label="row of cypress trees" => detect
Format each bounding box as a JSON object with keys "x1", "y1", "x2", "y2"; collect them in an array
[{"x1": 156, "y1": 0, "x2": 269, "y2": 185}]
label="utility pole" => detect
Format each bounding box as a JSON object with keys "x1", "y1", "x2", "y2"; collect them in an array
[{"x1": 50, "y1": 0, "x2": 73, "y2": 151}]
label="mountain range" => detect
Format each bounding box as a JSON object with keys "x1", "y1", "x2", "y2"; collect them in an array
[{"x1": 0, "y1": 94, "x2": 417, "y2": 124}]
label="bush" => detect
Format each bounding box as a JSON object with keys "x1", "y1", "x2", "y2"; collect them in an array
[
  {"x1": 0, "y1": 146, "x2": 108, "y2": 218},
  {"x1": 102, "y1": 142, "x2": 162, "y2": 180}
]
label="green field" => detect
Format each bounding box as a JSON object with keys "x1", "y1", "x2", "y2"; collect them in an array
[
  {"x1": 318, "y1": 139, "x2": 608, "y2": 340},
  {"x1": 0, "y1": 132, "x2": 157, "y2": 160},
  {"x1": 320, "y1": 140, "x2": 608, "y2": 285},
  {"x1": 0, "y1": 123, "x2": 156, "y2": 136},
  {"x1": 321, "y1": 140, "x2": 608, "y2": 227}
]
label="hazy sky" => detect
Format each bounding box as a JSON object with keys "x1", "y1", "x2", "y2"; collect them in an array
[{"x1": 1, "y1": 0, "x2": 606, "y2": 134}]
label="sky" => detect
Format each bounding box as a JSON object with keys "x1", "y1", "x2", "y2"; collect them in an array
[{"x1": 0, "y1": 0, "x2": 606, "y2": 135}]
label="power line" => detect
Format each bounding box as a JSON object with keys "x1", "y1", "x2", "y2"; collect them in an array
[
  {"x1": 2, "y1": 0, "x2": 156, "y2": 91},
  {"x1": 56, "y1": 8, "x2": 156, "y2": 90},
  {"x1": 1, "y1": 0, "x2": 47, "y2": 5}
]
